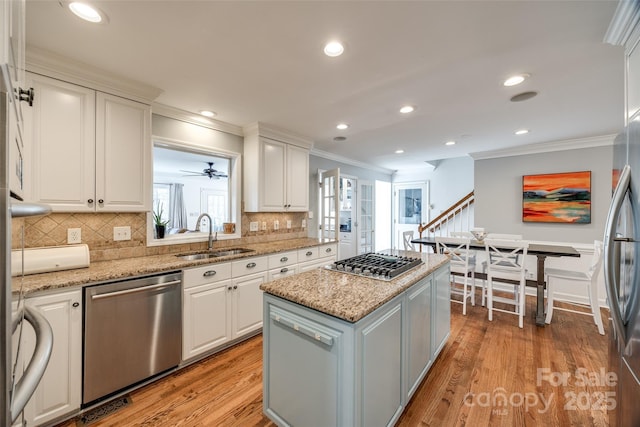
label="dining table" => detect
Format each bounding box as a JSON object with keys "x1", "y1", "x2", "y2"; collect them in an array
[{"x1": 411, "y1": 236, "x2": 581, "y2": 326}]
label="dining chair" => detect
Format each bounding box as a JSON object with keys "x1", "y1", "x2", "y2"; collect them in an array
[
  {"x1": 450, "y1": 231, "x2": 472, "y2": 238},
  {"x1": 484, "y1": 239, "x2": 529, "y2": 328},
  {"x1": 544, "y1": 240, "x2": 604, "y2": 335},
  {"x1": 436, "y1": 236, "x2": 476, "y2": 315},
  {"x1": 479, "y1": 234, "x2": 524, "y2": 306},
  {"x1": 403, "y1": 230, "x2": 416, "y2": 251}
]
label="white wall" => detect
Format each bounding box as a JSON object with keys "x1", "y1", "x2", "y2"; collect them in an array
[
  {"x1": 474, "y1": 144, "x2": 612, "y2": 244},
  {"x1": 152, "y1": 114, "x2": 244, "y2": 153}
]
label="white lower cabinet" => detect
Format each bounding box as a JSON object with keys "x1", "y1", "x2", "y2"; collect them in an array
[
  {"x1": 22, "y1": 289, "x2": 82, "y2": 427},
  {"x1": 406, "y1": 276, "x2": 433, "y2": 400},
  {"x1": 182, "y1": 255, "x2": 269, "y2": 361},
  {"x1": 231, "y1": 272, "x2": 268, "y2": 337},
  {"x1": 182, "y1": 279, "x2": 233, "y2": 360}
]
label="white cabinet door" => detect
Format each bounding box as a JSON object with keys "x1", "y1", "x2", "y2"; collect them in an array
[
  {"x1": 231, "y1": 272, "x2": 267, "y2": 337},
  {"x1": 182, "y1": 280, "x2": 232, "y2": 361},
  {"x1": 23, "y1": 289, "x2": 82, "y2": 427},
  {"x1": 25, "y1": 73, "x2": 95, "y2": 211},
  {"x1": 286, "y1": 144, "x2": 309, "y2": 211},
  {"x1": 260, "y1": 138, "x2": 287, "y2": 211},
  {"x1": 432, "y1": 264, "x2": 451, "y2": 358},
  {"x1": 96, "y1": 92, "x2": 151, "y2": 212},
  {"x1": 7, "y1": 99, "x2": 25, "y2": 200}
]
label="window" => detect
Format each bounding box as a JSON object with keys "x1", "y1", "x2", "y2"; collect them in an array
[{"x1": 149, "y1": 139, "x2": 241, "y2": 245}]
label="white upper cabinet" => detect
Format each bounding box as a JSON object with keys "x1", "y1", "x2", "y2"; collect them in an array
[
  {"x1": 243, "y1": 122, "x2": 311, "y2": 212},
  {"x1": 96, "y1": 92, "x2": 151, "y2": 211},
  {"x1": 24, "y1": 73, "x2": 151, "y2": 212}
]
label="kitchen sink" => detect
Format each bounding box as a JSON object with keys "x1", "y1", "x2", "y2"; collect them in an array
[{"x1": 176, "y1": 248, "x2": 255, "y2": 260}]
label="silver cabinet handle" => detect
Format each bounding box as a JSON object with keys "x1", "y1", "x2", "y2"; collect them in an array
[
  {"x1": 11, "y1": 306, "x2": 53, "y2": 423},
  {"x1": 325, "y1": 247, "x2": 332, "y2": 253},
  {"x1": 280, "y1": 256, "x2": 288, "y2": 262},
  {"x1": 280, "y1": 267, "x2": 289, "y2": 273},
  {"x1": 604, "y1": 164, "x2": 630, "y2": 345},
  {"x1": 246, "y1": 262, "x2": 256, "y2": 269},
  {"x1": 91, "y1": 280, "x2": 181, "y2": 300},
  {"x1": 203, "y1": 270, "x2": 217, "y2": 277},
  {"x1": 233, "y1": 285, "x2": 238, "y2": 290},
  {"x1": 306, "y1": 251, "x2": 313, "y2": 257},
  {"x1": 270, "y1": 311, "x2": 333, "y2": 346}
]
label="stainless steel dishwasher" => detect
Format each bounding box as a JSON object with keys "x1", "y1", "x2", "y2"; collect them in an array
[{"x1": 83, "y1": 271, "x2": 182, "y2": 405}]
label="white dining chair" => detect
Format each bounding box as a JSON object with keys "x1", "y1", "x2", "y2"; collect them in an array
[
  {"x1": 484, "y1": 239, "x2": 529, "y2": 328},
  {"x1": 436, "y1": 236, "x2": 476, "y2": 315},
  {"x1": 479, "y1": 234, "x2": 524, "y2": 307},
  {"x1": 544, "y1": 240, "x2": 604, "y2": 335},
  {"x1": 402, "y1": 230, "x2": 416, "y2": 251}
]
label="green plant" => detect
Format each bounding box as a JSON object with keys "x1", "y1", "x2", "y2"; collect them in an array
[{"x1": 153, "y1": 201, "x2": 170, "y2": 227}]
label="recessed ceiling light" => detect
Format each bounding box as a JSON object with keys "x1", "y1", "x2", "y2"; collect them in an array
[
  {"x1": 395, "y1": 149, "x2": 404, "y2": 154},
  {"x1": 324, "y1": 41, "x2": 344, "y2": 57},
  {"x1": 445, "y1": 141, "x2": 456, "y2": 146},
  {"x1": 333, "y1": 136, "x2": 347, "y2": 142},
  {"x1": 515, "y1": 129, "x2": 529, "y2": 135},
  {"x1": 399, "y1": 105, "x2": 415, "y2": 114},
  {"x1": 200, "y1": 110, "x2": 216, "y2": 118},
  {"x1": 503, "y1": 73, "x2": 530, "y2": 87},
  {"x1": 68, "y1": 2, "x2": 106, "y2": 23},
  {"x1": 336, "y1": 123, "x2": 349, "y2": 130},
  {"x1": 510, "y1": 91, "x2": 538, "y2": 102}
]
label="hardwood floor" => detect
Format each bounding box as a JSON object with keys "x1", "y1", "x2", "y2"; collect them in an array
[{"x1": 55, "y1": 296, "x2": 610, "y2": 427}]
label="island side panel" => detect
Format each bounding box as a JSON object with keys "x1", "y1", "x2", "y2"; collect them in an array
[
  {"x1": 262, "y1": 294, "x2": 355, "y2": 427},
  {"x1": 432, "y1": 263, "x2": 451, "y2": 357}
]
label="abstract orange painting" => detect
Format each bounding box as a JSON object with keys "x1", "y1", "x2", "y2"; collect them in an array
[{"x1": 522, "y1": 171, "x2": 591, "y2": 223}]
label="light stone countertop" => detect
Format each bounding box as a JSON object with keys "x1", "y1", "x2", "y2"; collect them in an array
[
  {"x1": 12, "y1": 238, "x2": 335, "y2": 296},
  {"x1": 260, "y1": 251, "x2": 449, "y2": 323}
]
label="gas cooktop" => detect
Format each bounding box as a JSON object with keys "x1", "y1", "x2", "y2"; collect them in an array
[{"x1": 328, "y1": 252, "x2": 423, "y2": 281}]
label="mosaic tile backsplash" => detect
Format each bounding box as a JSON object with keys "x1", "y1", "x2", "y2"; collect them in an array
[{"x1": 12, "y1": 211, "x2": 308, "y2": 262}]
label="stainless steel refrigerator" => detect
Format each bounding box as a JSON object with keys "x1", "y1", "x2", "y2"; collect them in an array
[{"x1": 604, "y1": 117, "x2": 640, "y2": 426}]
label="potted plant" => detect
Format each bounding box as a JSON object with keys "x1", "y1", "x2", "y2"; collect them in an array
[{"x1": 153, "y1": 201, "x2": 170, "y2": 239}]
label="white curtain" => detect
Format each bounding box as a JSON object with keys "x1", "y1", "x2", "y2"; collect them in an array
[{"x1": 170, "y1": 183, "x2": 187, "y2": 229}]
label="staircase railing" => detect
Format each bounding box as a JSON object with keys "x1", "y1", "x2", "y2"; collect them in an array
[{"x1": 417, "y1": 191, "x2": 474, "y2": 250}]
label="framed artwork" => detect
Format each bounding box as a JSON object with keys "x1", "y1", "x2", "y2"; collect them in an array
[{"x1": 522, "y1": 171, "x2": 591, "y2": 223}]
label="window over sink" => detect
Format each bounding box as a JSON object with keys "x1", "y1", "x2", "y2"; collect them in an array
[{"x1": 148, "y1": 137, "x2": 241, "y2": 246}]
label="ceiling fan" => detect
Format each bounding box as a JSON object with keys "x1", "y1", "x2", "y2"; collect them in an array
[{"x1": 180, "y1": 162, "x2": 228, "y2": 179}]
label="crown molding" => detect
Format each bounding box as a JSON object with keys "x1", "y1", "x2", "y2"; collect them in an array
[
  {"x1": 310, "y1": 148, "x2": 395, "y2": 175},
  {"x1": 25, "y1": 45, "x2": 163, "y2": 103},
  {"x1": 243, "y1": 122, "x2": 314, "y2": 149},
  {"x1": 604, "y1": 0, "x2": 640, "y2": 46},
  {"x1": 468, "y1": 134, "x2": 615, "y2": 161},
  {"x1": 152, "y1": 103, "x2": 243, "y2": 136}
]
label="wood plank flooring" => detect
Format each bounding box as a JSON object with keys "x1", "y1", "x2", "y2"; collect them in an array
[{"x1": 55, "y1": 296, "x2": 610, "y2": 427}]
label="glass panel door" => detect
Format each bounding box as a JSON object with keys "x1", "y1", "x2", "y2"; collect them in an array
[
  {"x1": 393, "y1": 182, "x2": 428, "y2": 250},
  {"x1": 358, "y1": 180, "x2": 374, "y2": 254},
  {"x1": 320, "y1": 168, "x2": 340, "y2": 242}
]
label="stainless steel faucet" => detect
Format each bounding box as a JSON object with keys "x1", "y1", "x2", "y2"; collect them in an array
[{"x1": 195, "y1": 213, "x2": 217, "y2": 251}]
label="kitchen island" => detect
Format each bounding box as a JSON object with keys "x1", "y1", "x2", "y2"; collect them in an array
[{"x1": 260, "y1": 251, "x2": 450, "y2": 427}]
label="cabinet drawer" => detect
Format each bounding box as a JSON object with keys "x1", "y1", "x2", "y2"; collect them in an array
[
  {"x1": 298, "y1": 247, "x2": 318, "y2": 262},
  {"x1": 268, "y1": 265, "x2": 299, "y2": 281},
  {"x1": 183, "y1": 262, "x2": 232, "y2": 288},
  {"x1": 231, "y1": 256, "x2": 268, "y2": 277},
  {"x1": 319, "y1": 244, "x2": 337, "y2": 258},
  {"x1": 268, "y1": 251, "x2": 298, "y2": 269}
]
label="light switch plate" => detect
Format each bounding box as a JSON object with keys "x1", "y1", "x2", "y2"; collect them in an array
[
  {"x1": 302, "y1": 219, "x2": 306, "y2": 228},
  {"x1": 274, "y1": 220, "x2": 279, "y2": 230},
  {"x1": 286, "y1": 220, "x2": 292, "y2": 229},
  {"x1": 249, "y1": 221, "x2": 259, "y2": 232},
  {"x1": 261, "y1": 222, "x2": 267, "y2": 231}
]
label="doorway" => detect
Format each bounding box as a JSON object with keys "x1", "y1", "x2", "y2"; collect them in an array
[{"x1": 392, "y1": 182, "x2": 429, "y2": 250}]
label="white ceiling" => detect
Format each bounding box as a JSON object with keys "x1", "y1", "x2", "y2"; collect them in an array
[{"x1": 25, "y1": 0, "x2": 624, "y2": 172}]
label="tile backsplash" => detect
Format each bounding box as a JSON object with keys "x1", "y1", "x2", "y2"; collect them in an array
[{"x1": 12, "y1": 211, "x2": 308, "y2": 262}]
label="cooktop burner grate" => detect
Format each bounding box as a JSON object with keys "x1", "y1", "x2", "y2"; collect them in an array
[{"x1": 329, "y1": 252, "x2": 423, "y2": 280}]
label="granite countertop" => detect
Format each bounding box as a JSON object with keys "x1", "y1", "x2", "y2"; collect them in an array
[
  {"x1": 260, "y1": 251, "x2": 449, "y2": 323},
  {"x1": 13, "y1": 238, "x2": 335, "y2": 296}
]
